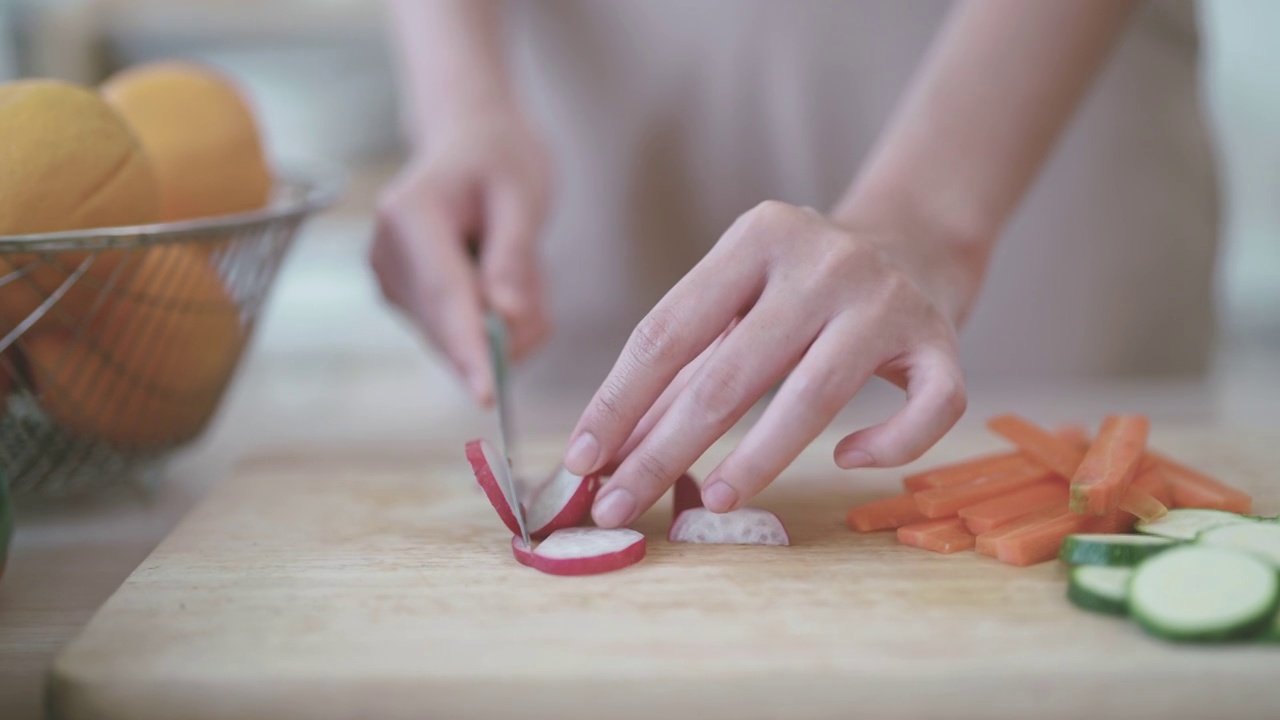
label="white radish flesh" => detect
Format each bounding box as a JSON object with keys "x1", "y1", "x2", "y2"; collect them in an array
[
  {"x1": 668, "y1": 507, "x2": 790, "y2": 546},
  {"x1": 525, "y1": 466, "x2": 601, "y2": 538},
  {"x1": 511, "y1": 528, "x2": 647, "y2": 576},
  {"x1": 465, "y1": 438, "x2": 522, "y2": 535}
]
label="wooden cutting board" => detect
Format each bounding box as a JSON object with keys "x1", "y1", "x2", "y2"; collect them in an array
[{"x1": 47, "y1": 426, "x2": 1280, "y2": 720}]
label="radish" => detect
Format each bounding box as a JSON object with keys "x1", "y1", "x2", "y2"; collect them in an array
[
  {"x1": 465, "y1": 438, "x2": 523, "y2": 535},
  {"x1": 672, "y1": 473, "x2": 703, "y2": 520},
  {"x1": 668, "y1": 507, "x2": 790, "y2": 546},
  {"x1": 511, "y1": 528, "x2": 647, "y2": 576},
  {"x1": 525, "y1": 466, "x2": 602, "y2": 538}
]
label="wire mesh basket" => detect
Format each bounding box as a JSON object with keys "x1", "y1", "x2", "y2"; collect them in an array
[{"x1": 0, "y1": 166, "x2": 341, "y2": 498}]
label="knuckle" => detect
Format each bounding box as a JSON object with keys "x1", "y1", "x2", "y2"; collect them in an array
[
  {"x1": 590, "y1": 380, "x2": 629, "y2": 428},
  {"x1": 688, "y1": 364, "x2": 746, "y2": 427},
  {"x1": 632, "y1": 451, "x2": 674, "y2": 486},
  {"x1": 628, "y1": 309, "x2": 683, "y2": 370},
  {"x1": 738, "y1": 200, "x2": 798, "y2": 239},
  {"x1": 787, "y1": 370, "x2": 847, "y2": 417},
  {"x1": 938, "y1": 371, "x2": 969, "y2": 420}
]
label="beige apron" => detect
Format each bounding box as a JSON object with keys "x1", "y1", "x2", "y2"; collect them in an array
[{"x1": 501, "y1": 1, "x2": 1219, "y2": 392}]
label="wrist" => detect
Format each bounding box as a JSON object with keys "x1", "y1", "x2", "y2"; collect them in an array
[
  {"x1": 406, "y1": 87, "x2": 522, "y2": 152},
  {"x1": 830, "y1": 174, "x2": 997, "y2": 329}
]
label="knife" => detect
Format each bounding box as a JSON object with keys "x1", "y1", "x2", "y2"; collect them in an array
[
  {"x1": 484, "y1": 310, "x2": 530, "y2": 546},
  {"x1": 469, "y1": 239, "x2": 530, "y2": 546}
]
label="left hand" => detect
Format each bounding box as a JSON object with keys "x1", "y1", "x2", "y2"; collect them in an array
[{"x1": 562, "y1": 200, "x2": 971, "y2": 528}]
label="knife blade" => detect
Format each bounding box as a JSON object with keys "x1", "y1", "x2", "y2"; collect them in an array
[{"x1": 484, "y1": 309, "x2": 530, "y2": 547}]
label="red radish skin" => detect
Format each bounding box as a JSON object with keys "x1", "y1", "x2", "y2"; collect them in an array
[
  {"x1": 511, "y1": 528, "x2": 647, "y2": 576},
  {"x1": 672, "y1": 473, "x2": 703, "y2": 520},
  {"x1": 465, "y1": 438, "x2": 523, "y2": 535},
  {"x1": 668, "y1": 507, "x2": 790, "y2": 546},
  {"x1": 525, "y1": 466, "x2": 601, "y2": 538}
]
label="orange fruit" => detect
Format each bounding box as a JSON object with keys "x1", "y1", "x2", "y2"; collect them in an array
[
  {"x1": 25, "y1": 245, "x2": 246, "y2": 448},
  {"x1": 0, "y1": 79, "x2": 160, "y2": 334},
  {"x1": 102, "y1": 61, "x2": 272, "y2": 223}
]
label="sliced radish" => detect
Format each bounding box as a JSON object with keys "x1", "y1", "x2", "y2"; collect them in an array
[
  {"x1": 465, "y1": 438, "x2": 522, "y2": 535},
  {"x1": 511, "y1": 528, "x2": 647, "y2": 576},
  {"x1": 668, "y1": 507, "x2": 790, "y2": 546},
  {"x1": 525, "y1": 466, "x2": 602, "y2": 538},
  {"x1": 672, "y1": 473, "x2": 703, "y2": 520}
]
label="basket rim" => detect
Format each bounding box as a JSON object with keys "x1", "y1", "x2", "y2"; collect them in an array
[{"x1": 0, "y1": 161, "x2": 345, "y2": 252}]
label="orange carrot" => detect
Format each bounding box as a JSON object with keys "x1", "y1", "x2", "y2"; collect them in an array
[
  {"x1": 1150, "y1": 453, "x2": 1253, "y2": 513},
  {"x1": 992, "y1": 506, "x2": 1136, "y2": 567},
  {"x1": 975, "y1": 503, "x2": 1069, "y2": 557},
  {"x1": 846, "y1": 493, "x2": 927, "y2": 532},
  {"x1": 1068, "y1": 414, "x2": 1149, "y2": 516},
  {"x1": 1117, "y1": 484, "x2": 1168, "y2": 523},
  {"x1": 902, "y1": 453, "x2": 1027, "y2": 493},
  {"x1": 1131, "y1": 463, "x2": 1174, "y2": 507},
  {"x1": 986, "y1": 414, "x2": 1085, "y2": 479},
  {"x1": 897, "y1": 518, "x2": 975, "y2": 554},
  {"x1": 1054, "y1": 424, "x2": 1090, "y2": 449},
  {"x1": 958, "y1": 482, "x2": 1069, "y2": 535},
  {"x1": 912, "y1": 464, "x2": 1052, "y2": 518}
]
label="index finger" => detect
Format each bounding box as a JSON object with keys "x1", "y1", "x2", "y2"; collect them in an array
[
  {"x1": 562, "y1": 246, "x2": 764, "y2": 477},
  {"x1": 387, "y1": 199, "x2": 495, "y2": 405}
]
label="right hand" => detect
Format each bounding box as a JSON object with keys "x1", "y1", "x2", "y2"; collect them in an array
[{"x1": 371, "y1": 107, "x2": 553, "y2": 406}]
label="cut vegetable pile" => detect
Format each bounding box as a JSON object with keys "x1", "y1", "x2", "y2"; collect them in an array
[
  {"x1": 847, "y1": 414, "x2": 1260, "y2": 567},
  {"x1": 1062, "y1": 517, "x2": 1280, "y2": 643},
  {"x1": 466, "y1": 440, "x2": 790, "y2": 576},
  {"x1": 846, "y1": 413, "x2": 1278, "y2": 644}
]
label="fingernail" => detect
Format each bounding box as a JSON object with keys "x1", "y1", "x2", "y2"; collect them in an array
[
  {"x1": 840, "y1": 450, "x2": 875, "y2": 469},
  {"x1": 702, "y1": 481, "x2": 739, "y2": 513},
  {"x1": 593, "y1": 488, "x2": 636, "y2": 528},
  {"x1": 564, "y1": 432, "x2": 600, "y2": 475}
]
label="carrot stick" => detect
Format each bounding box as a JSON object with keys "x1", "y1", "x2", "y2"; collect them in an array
[
  {"x1": 1054, "y1": 424, "x2": 1090, "y2": 449},
  {"x1": 975, "y1": 503, "x2": 1069, "y2": 557},
  {"x1": 1149, "y1": 452, "x2": 1253, "y2": 513},
  {"x1": 1131, "y1": 463, "x2": 1174, "y2": 507},
  {"x1": 902, "y1": 453, "x2": 1027, "y2": 493},
  {"x1": 958, "y1": 482, "x2": 1069, "y2": 535},
  {"x1": 1068, "y1": 414, "x2": 1149, "y2": 516},
  {"x1": 1117, "y1": 484, "x2": 1168, "y2": 523},
  {"x1": 846, "y1": 493, "x2": 928, "y2": 533},
  {"x1": 912, "y1": 464, "x2": 1052, "y2": 519},
  {"x1": 991, "y1": 506, "x2": 1136, "y2": 567},
  {"x1": 986, "y1": 414, "x2": 1085, "y2": 479},
  {"x1": 897, "y1": 518, "x2": 975, "y2": 554}
]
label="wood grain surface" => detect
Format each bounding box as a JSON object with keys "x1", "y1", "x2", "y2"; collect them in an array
[{"x1": 46, "y1": 426, "x2": 1280, "y2": 720}]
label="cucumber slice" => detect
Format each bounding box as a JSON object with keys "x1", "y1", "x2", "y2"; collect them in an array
[
  {"x1": 1059, "y1": 534, "x2": 1177, "y2": 566},
  {"x1": 1067, "y1": 566, "x2": 1133, "y2": 615},
  {"x1": 1197, "y1": 523, "x2": 1280, "y2": 568},
  {"x1": 1264, "y1": 610, "x2": 1280, "y2": 643},
  {"x1": 1136, "y1": 508, "x2": 1255, "y2": 541},
  {"x1": 1130, "y1": 546, "x2": 1279, "y2": 642}
]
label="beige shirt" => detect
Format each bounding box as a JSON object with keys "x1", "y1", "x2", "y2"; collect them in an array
[{"x1": 502, "y1": 1, "x2": 1219, "y2": 391}]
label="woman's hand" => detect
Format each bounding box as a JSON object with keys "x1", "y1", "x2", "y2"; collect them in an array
[
  {"x1": 371, "y1": 108, "x2": 553, "y2": 406},
  {"x1": 563, "y1": 200, "x2": 974, "y2": 528}
]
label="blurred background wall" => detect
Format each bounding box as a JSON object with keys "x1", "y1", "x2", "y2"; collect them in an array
[{"x1": 0, "y1": 0, "x2": 1275, "y2": 413}]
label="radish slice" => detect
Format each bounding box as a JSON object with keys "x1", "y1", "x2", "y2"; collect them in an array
[
  {"x1": 525, "y1": 466, "x2": 602, "y2": 538},
  {"x1": 465, "y1": 438, "x2": 522, "y2": 535},
  {"x1": 672, "y1": 473, "x2": 703, "y2": 520},
  {"x1": 511, "y1": 528, "x2": 647, "y2": 576},
  {"x1": 668, "y1": 507, "x2": 790, "y2": 546}
]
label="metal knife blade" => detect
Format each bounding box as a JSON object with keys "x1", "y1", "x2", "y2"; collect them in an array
[{"x1": 484, "y1": 311, "x2": 530, "y2": 546}]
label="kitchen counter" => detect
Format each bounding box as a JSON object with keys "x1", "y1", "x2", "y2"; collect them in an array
[{"x1": 2, "y1": 212, "x2": 1278, "y2": 718}]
